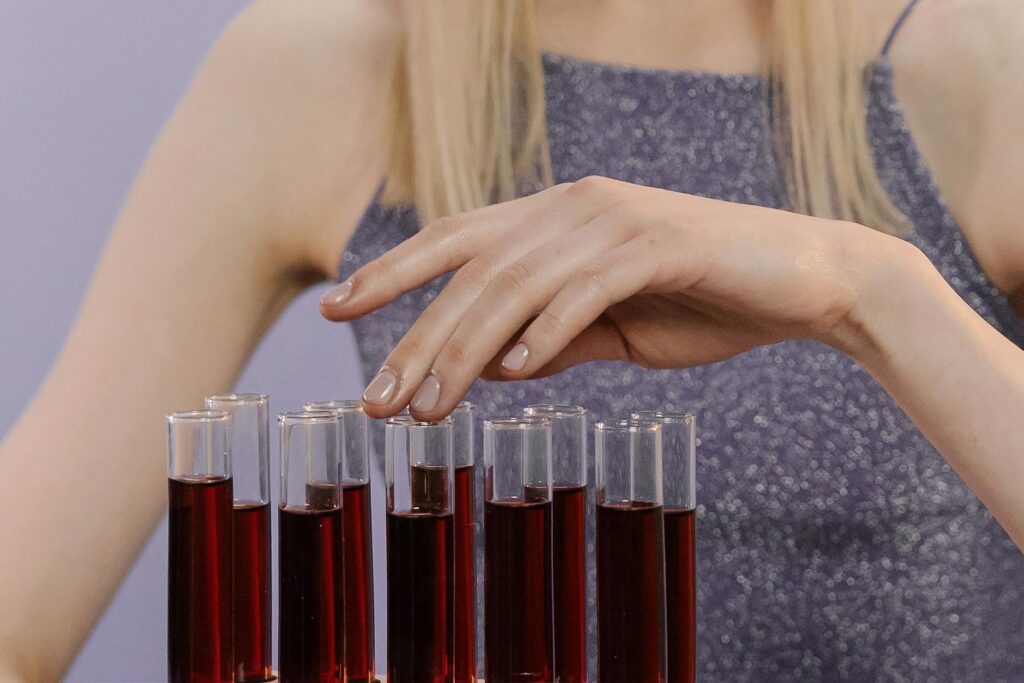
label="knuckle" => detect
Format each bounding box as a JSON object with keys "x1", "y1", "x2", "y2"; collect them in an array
[
  {"x1": 439, "y1": 336, "x2": 473, "y2": 367},
  {"x1": 394, "y1": 333, "x2": 430, "y2": 362},
  {"x1": 604, "y1": 196, "x2": 641, "y2": 222},
  {"x1": 576, "y1": 264, "x2": 611, "y2": 299},
  {"x1": 454, "y1": 258, "x2": 496, "y2": 291},
  {"x1": 424, "y1": 213, "x2": 465, "y2": 238},
  {"x1": 631, "y1": 234, "x2": 661, "y2": 257},
  {"x1": 568, "y1": 175, "x2": 613, "y2": 198},
  {"x1": 445, "y1": 224, "x2": 477, "y2": 263},
  {"x1": 495, "y1": 260, "x2": 533, "y2": 293},
  {"x1": 534, "y1": 308, "x2": 569, "y2": 338}
]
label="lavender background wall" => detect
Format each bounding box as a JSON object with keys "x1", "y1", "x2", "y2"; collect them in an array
[{"x1": 0, "y1": 3, "x2": 381, "y2": 680}]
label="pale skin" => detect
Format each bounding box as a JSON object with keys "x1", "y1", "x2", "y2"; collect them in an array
[{"x1": 0, "y1": 0, "x2": 1022, "y2": 680}]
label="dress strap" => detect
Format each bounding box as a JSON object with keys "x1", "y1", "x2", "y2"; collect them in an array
[{"x1": 881, "y1": 0, "x2": 923, "y2": 57}]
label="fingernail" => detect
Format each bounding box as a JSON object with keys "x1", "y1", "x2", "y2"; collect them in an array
[
  {"x1": 502, "y1": 343, "x2": 530, "y2": 372},
  {"x1": 321, "y1": 279, "x2": 354, "y2": 307},
  {"x1": 362, "y1": 368, "x2": 397, "y2": 405},
  {"x1": 410, "y1": 374, "x2": 441, "y2": 413}
]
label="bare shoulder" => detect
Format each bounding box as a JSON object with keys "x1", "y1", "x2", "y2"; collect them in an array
[
  {"x1": 889, "y1": 0, "x2": 1023, "y2": 85},
  {"x1": 203, "y1": 0, "x2": 402, "y2": 123},
  {"x1": 222, "y1": 0, "x2": 401, "y2": 72},
  {"x1": 886, "y1": 0, "x2": 1024, "y2": 301},
  {"x1": 189, "y1": 0, "x2": 403, "y2": 276}
]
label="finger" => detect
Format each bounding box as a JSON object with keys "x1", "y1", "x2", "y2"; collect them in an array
[
  {"x1": 479, "y1": 317, "x2": 630, "y2": 380},
  {"x1": 405, "y1": 211, "x2": 635, "y2": 419},
  {"x1": 358, "y1": 189, "x2": 622, "y2": 417},
  {"x1": 357, "y1": 246, "x2": 529, "y2": 418},
  {"x1": 499, "y1": 237, "x2": 662, "y2": 378},
  {"x1": 320, "y1": 184, "x2": 569, "y2": 321}
]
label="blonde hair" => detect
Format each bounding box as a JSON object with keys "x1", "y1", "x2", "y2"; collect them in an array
[{"x1": 385, "y1": 1, "x2": 904, "y2": 232}]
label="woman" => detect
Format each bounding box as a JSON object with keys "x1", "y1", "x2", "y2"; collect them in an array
[{"x1": 1, "y1": 0, "x2": 1022, "y2": 680}]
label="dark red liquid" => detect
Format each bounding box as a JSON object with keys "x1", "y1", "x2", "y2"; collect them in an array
[
  {"x1": 552, "y1": 485, "x2": 587, "y2": 683},
  {"x1": 597, "y1": 502, "x2": 666, "y2": 683},
  {"x1": 484, "y1": 497, "x2": 553, "y2": 683},
  {"x1": 389, "y1": 462, "x2": 453, "y2": 682},
  {"x1": 233, "y1": 502, "x2": 272, "y2": 682},
  {"x1": 454, "y1": 464, "x2": 477, "y2": 683},
  {"x1": 387, "y1": 511, "x2": 454, "y2": 683},
  {"x1": 168, "y1": 476, "x2": 234, "y2": 683},
  {"x1": 343, "y1": 482, "x2": 376, "y2": 683},
  {"x1": 278, "y1": 507, "x2": 345, "y2": 682},
  {"x1": 664, "y1": 508, "x2": 696, "y2": 683}
]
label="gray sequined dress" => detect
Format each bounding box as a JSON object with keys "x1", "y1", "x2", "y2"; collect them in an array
[{"x1": 339, "y1": 53, "x2": 1024, "y2": 682}]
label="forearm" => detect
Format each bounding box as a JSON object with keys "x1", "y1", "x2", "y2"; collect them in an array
[{"x1": 842, "y1": 237, "x2": 1024, "y2": 547}]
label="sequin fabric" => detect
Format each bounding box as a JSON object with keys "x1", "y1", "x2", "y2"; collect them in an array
[{"x1": 339, "y1": 53, "x2": 1024, "y2": 682}]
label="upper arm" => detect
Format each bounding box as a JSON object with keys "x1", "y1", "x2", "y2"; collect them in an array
[
  {"x1": 0, "y1": 1, "x2": 398, "y2": 678},
  {"x1": 889, "y1": 0, "x2": 1024, "y2": 304}
]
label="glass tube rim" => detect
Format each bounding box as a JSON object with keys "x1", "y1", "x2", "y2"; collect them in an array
[
  {"x1": 304, "y1": 399, "x2": 364, "y2": 415},
  {"x1": 385, "y1": 414, "x2": 452, "y2": 428},
  {"x1": 595, "y1": 418, "x2": 660, "y2": 433},
  {"x1": 484, "y1": 416, "x2": 551, "y2": 431},
  {"x1": 523, "y1": 403, "x2": 587, "y2": 417},
  {"x1": 630, "y1": 410, "x2": 695, "y2": 424},
  {"x1": 278, "y1": 409, "x2": 338, "y2": 424},
  {"x1": 451, "y1": 400, "x2": 473, "y2": 414},
  {"x1": 167, "y1": 409, "x2": 230, "y2": 423},
  {"x1": 205, "y1": 392, "x2": 268, "y2": 405}
]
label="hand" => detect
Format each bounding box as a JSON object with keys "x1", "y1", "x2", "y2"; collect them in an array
[{"x1": 321, "y1": 176, "x2": 894, "y2": 419}]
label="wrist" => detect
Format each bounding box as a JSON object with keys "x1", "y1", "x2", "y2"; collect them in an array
[{"x1": 825, "y1": 226, "x2": 941, "y2": 367}]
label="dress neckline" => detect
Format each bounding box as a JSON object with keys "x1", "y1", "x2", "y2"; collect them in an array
[
  {"x1": 541, "y1": 50, "x2": 894, "y2": 86},
  {"x1": 542, "y1": 50, "x2": 767, "y2": 84}
]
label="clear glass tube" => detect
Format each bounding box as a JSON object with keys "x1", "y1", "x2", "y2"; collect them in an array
[
  {"x1": 305, "y1": 399, "x2": 370, "y2": 485},
  {"x1": 304, "y1": 400, "x2": 376, "y2": 683},
  {"x1": 483, "y1": 417, "x2": 554, "y2": 683},
  {"x1": 277, "y1": 410, "x2": 344, "y2": 681},
  {"x1": 523, "y1": 404, "x2": 586, "y2": 487},
  {"x1": 166, "y1": 410, "x2": 233, "y2": 683},
  {"x1": 386, "y1": 416, "x2": 455, "y2": 683},
  {"x1": 632, "y1": 411, "x2": 696, "y2": 683},
  {"x1": 594, "y1": 419, "x2": 666, "y2": 682},
  {"x1": 452, "y1": 401, "x2": 474, "y2": 469},
  {"x1": 630, "y1": 411, "x2": 695, "y2": 511},
  {"x1": 204, "y1": 394, "x2": 273, "y2": 682},
  {"x1": 448, "y1": 402, "x2": 477, "y2": 683},
  {"x1": 168, "y1": 409, "x2": 231, "y2": 481},
  {"x1": 524, "y1": 404, "x2": 588, "y2": 682},
  {"x1": 205, "y1": 393, "x2": 269, "y2": 505}
]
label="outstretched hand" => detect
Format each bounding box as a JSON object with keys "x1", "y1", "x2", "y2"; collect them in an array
[{"x1": 321, "y1": 176, "x2": 892, "y2": 419}]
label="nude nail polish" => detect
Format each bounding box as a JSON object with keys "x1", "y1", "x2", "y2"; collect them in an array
[
  {"x1": 410, "y1": 374, "x2": 441, "y2": 413},
  {"x1": 362, "y1": 368, "x2": 397, "y2": 405},
  {"x1": 321, "y1": 279, "x2": 353, "y2": 307},
  {"x1": 501, "y1": 343, "x2": 530, "y2": 372}
]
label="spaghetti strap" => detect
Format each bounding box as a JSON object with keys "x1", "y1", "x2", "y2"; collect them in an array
[{"x1": 881, "y1": 0, "x2": 923, "y2": 56}]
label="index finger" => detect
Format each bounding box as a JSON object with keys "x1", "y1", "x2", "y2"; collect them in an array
[{"x1": 320, "y1": 184, "x2": 569, "y2": 321}]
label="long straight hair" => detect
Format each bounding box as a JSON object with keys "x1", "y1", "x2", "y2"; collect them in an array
[{"x1": 384, "y1": 1, "x2": 904, "y2": 232}]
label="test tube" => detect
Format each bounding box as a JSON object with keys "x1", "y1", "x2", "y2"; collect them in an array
[
  {"x1": 204, "y1": 394, "x2": 272, "y2": 682},
  {"x1": 632, "y1": 411, "x2": 696, "y2": 683},
  {"x1": 386, "y1": 416, "x2": 455, "y2": 683},
  {"x1": 305, "y1": 400, "x2": 376, "y2": 683},
  {"x1": 524, "y1": 404, "x2": 588, "y2": 683},
  {"x1": 483, "y1": 417, "x2": 554, "y2": 683},
  {"x1": 595, "y1": 419, "x2": 667, "y2": 683},
  {"x1": 450, "y1": 402, "x2": 477, "y2": 683},
  {"x1": 167, "y1": 410, "x2": 233, "y2": 683},
  {"x1": 278, "y1": 410, "x2": 344, "y2": 682}
]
